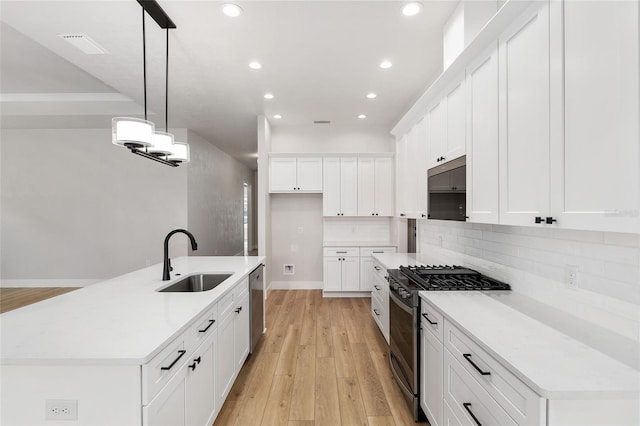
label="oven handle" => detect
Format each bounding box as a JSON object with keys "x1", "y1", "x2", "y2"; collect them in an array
[
  {"x1": 389, "y1": 290, "x2": 413, "y2": 314},
  {"x1": 389, "y1": 351, "x2": 414, "y2": 398}
]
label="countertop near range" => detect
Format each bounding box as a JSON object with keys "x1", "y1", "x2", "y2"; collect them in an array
[
  {"x1": 0, "y1": 256, "x2": 264, "y2": 366},
  {"x1": 422, "y1": 291, "x2": 640, "y2": 399},
  {"x1": 323, "y1": 241, "x2": 397, "y2": 247}
]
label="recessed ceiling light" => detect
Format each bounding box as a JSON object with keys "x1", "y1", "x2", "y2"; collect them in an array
[
  {"x1": 221, "y1": 3, "x2": 243, "y2": 17},
  {"x1": 264, "y1": 93, "x2": 274, "y2": 99},
  {"x1": 379, "y1": 60, "x2": 393, "y2": 69},
  {"x1": 273, "y1": 114, "x2": 282, "y2": 119},
  {"x1": 402, "y1": 2, "x2": 422, "y2": 16},
  {"x1": 358, "y1": 114, "x2": 367, "y2": 119},
  {"x1": 249, "y1": 61, "x2": 262, "y2": 70},
  {"x1": 366, "y1": 93, "x2": 377, "y2": 99}
]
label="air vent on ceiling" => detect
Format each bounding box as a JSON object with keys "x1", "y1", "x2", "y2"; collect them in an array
[
  {"x1": 58, "y1": 34, "x2": 108, "y2": 55},
  {"x1": 314, "y1": 120, "x2": 331, "y2": 124}
]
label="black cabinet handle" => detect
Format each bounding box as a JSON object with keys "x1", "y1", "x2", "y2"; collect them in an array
[
  {"x1": 336, "y1": 251, "x2": 347, "y2": 254},
  {"x1": 160, "y1": 350, "x2": 186, "y2": 371},
  {"x1": 198, "y1": 319, "x2": 215, "y2": 333},
  {"x1": 189, "y1": 362, "x2": 197, "y2": 371},
  {"x1": 463, "y1": 353, "x2": 491, "y2": 376},
  {"x1": 235, "y1": 306, "x2": 243, "y2": 314},
  {"x1": 546, "y1": 217, "x2": 557, "y2": 224},
  {"x1": 421, "y1": 214, "x2": 426, "y2": 218},
  {"x1": 400, "y1": 213, "x2": 406, "y2": 217},
  {"x1": 373, "y1": 309, "x2": 380, "y2": 316},
  {"x1": 535, "y1": 216, "x2": 544, "y2": 224},
  {"x1": 374, "y1": 266, "x2": 381, "y2": 270},
  {"x1": 463, "y1": 403, "x2": 482, "y2": 426},
  {"x1": 422, "y1": 313, "x2": 437, "y2": 325},
  {"x1": 375, "y1": 213, "x2": 379, "y2": 216},
  {"x1": 194, "y1": 356, "x2": 201, "y2": 364},
  {"x1": 374, "y1": 285, "x2": 381, "y2": 291}
]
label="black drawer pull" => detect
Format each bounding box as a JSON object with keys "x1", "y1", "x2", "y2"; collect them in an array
[
  {"x1": 235, "y1": 306, "x2": 243, "y2": 314},
  {"x1": 463, "y1": 403, "x2": 482, "y2": 426},
  {"x1": 373, "y1": 251, "x2": 384, "y2": 253},
  {"x1": 463, "y1": 353, "x2": 491, "y2": 376},
  {"x1": 194, "y1": 356, "x2": 201, "y2": 364},
  {"x1": 160, "y1": 350, "x2": 186, "y2": 371},
  {"x1": 189, "y1": 362, "x2": 197, "y2": 371},
  {"x1": 374, "y1": 266, "x2": 381, "y2": 271},
  {"x1": 373, "y1": 309, "x2": 380, "y2": 316},
  {"x1": 336, "y1": 251, "x2": 347, "y2": 254},
  {"x1": 198, "y1": 319, "x2": 215, "y2": 333},
  {"x1": 374, "y1": 285, "x2": 381, "y2": 291},
  {"x1": 422, "y1": 313, "x2": 437, "y2": 325}
]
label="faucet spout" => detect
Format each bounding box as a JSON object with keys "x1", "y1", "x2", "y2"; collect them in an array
[{"x1": 163, "y1": 229, "x2": 198, "y2": 281}]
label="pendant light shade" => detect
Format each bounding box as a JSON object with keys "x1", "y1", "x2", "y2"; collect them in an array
[
  {"x1": 148, "y1": 131, "x2": 175, "y2": 155},
  {"x1": 168, "y1": 141, "x2": 190, "y2": 163},
  {"x1": 112, "y1": 117, "x2": 155, "y2": 148}
]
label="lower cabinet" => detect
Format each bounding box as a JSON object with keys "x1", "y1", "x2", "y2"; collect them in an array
[
  {"x1": 420, "y1": 322, "x2": 443, "y2": 426},
  {"x1": 324, "y1": 246, "x2": 396, "y2": 295},
  {"x1": 144, "y1": 365, "x2": 187, "y2": 426},
  {"x1": 185, "y1": 331, "x2": 217, "y2": 426}
]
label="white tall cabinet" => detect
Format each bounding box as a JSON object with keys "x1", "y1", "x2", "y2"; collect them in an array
[
  {"x1": 498, "y1": 1, "x2": 550, "y2": 227},
  {"x1": 323, "y1": 157, "x2": 358, "y2": 217}
]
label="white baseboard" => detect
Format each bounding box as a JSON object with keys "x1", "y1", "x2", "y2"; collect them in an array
[
  {"x1": 270, "y1": 281, "x2": 323, "y2": 290},
  {"x1": 0, "y1": 279, "x2": 101, "y2": 288},
  {"x1": 322, "y1": 291, "x2": 371, "y2": 298}
]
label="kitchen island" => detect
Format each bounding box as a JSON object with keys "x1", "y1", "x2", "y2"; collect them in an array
[{"x1": 1, "y1": 255, "x2": 265, "y2": 425}]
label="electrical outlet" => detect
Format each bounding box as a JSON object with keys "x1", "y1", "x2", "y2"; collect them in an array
[
  {"x1": 283, "y1": 264, "x2": 295, "y2": 275},
  {"x1": 45, "y1": 400, "x2": 77, "y2": 421},
  {"x1": 564, "y1": 265, "x2": 578, "y2": 289}
]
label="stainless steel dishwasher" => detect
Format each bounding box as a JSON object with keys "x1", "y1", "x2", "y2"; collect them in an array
[{"x1": 249, "y1": 264, "x2": 264, "y2": 353}]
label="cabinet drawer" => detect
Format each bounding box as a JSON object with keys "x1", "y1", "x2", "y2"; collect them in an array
[
  {"x1": 370, "y1": 291, "x2": 386, "y2": 337},
  {"x1": 143, "y1": 336, "x2": 187, "y2": 405},
  {"x1": 444, "y1": 322, "x2": 543, "y2": 425},
  {"x1": 185, "y1": 305, "x2": 218, "y2": 355},
  {"x1": 420, "y1": 298, "x2": 444, "y2": 343},
  {"x1": 372, "y1": 259, "x2": 389, "y2": 281},
  {"x1": 372, "y1": 274, "x2": 388, "y2": 299},
  {"x1": 234, "y1": 277, "x2": 249, "y2": 299},
  {"x1": 218, "y1": 290, "x2": 236, "y2": 319},
  {"x1": 360, "y1": 246, "x2": 397, "y2": 257},
  {"x1": 444, "y1": 349, "x2": 516, "y2": 426},
  {"x1": 323, "y1": 247, "x2": 359, "y2": 257}
]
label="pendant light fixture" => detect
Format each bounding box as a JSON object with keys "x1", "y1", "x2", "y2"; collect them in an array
[{"x1": 112, "y1": 0, "x2": 188, "y2": 167}]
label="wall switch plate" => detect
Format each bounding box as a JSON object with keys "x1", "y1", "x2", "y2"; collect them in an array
[
  {"x1": 564, "y1": 265, "x2": 578, "y2": 289},
  {"x1": 45, "y1": 399, "x2": 78, "y2": 421}
]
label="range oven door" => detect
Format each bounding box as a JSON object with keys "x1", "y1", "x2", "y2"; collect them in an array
[{"x1": 389, "y1": 290, "x2": 420, "y2": 418}]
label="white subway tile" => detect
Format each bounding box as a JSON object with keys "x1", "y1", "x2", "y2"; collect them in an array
[
  {"x1": 602, "y1": 263, "x2": 640, "y2": 286},
  {"x1": 575, "y1": 242, "x2": 640, "y2": 266},
  {"x1": 550, "y1": 228, "x2": 604, "y2": 244},
  {"x1": 603, "y1": 232, "x2": 640, "y2": 248}
]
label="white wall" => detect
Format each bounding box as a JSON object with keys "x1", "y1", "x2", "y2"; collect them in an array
[
  {"x1": 0, "y1": 128, "x2": 188, "y2": 284},
  {"x1": 257, "y1": 116, "x2": 272, "y2": 286},
  {"x1": 186, "y1": 129, "x2": 254, "y2": 256},
  {"x1": 270, "y1": 194, "x2": 323, "y2": 285},
  {"x1": 271, "y1": 124, "x2": 393, "y2": 153},
  {"x1": 418, "y1": 221, "x2": 640, "y2": 345}
]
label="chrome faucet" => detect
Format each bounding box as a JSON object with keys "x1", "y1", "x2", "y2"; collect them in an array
[{"x1": 163, "y1": 229, "x2": 198, "y2": 281}]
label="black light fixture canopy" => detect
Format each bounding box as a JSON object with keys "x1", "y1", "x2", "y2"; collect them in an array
[{"x1": 136, "y1": 0, "x2": 176, "y2": 29}]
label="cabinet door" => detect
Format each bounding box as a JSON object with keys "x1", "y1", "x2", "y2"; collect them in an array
[
  {"x1": 323, "y1": 257, "x2": 343, "y2": 291},
  {"x1": 442, "y1": 399, "x2": 463, "y2": 426},
  {"x1": 297, "y1": 157, "x2": 323, "y2": 191},
  {"x1": 341, "y1": 257, "x2": 361, "y2": 291},
  {"x1": 421, "y1": 327, "x2": 443, "y2": 426},
  {"x1": 403, "y1": 126, "x2": 419, "y2": 218},
  {"x1": 269, "y1": 158, "x2": 297, "y2": 192},
  {"x1": 498, "y1": 1, "x2": 550, "y2": 226},
  {"x1": 466, "y1": 43, "x2": 500, "y2": 224},
  {"x1": 551, "y1": 0, "x2": 639, "y2": 233},
  {"x1": 396, "y1": 135, "x2": 409, "y2": 217},
  {"x1": 216, "y1": 311, "x2": 235, "y2": 403},
  {"x1": 446, "y1": 79, "x2": 466, "y2": 161},
  {"x1": 357, "y1": 157, "x2": 376, "y2": 216},
  {"x1": 340, "y1": 158, "x2": 359, "y2": 216},
  {"x1": 414, "y1": 118, "x2": 429, "y2": 218},
  {"x1": 185, "y1": 332, "x2": 216, "y2": 426},
  {"x1": 323, "y1": 158, "x2": 342, "y2": 216},
  {"x1": 235, "y1": 292, "x2": 250, "y2": 371},
  {"x1": 360, "y1": 257, "x2": 373, "y2": 291},
  {"x1": 144, "y1": 365, "x2": 187, "y2": 426},
  {"x1": 428, "y1": 100, "x2": 447, "y2": 168},
  {"x1": 374, "y1": 157, "x2": 394, "y2": 216}
]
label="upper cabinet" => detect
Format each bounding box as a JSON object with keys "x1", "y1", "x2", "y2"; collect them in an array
[
  {"x1": 323, "y1": 157, "x2": 358, "y2": 216},
  {"x1": 269, "y1": 157, "x2": 323, "y2": 193},
  {"x1": 397, "y1": 118, "x2": 429, "y2": 219},
  {"x1": 427, "y1": 78, "x2": 466, "y2": 169},
  {"x1": 550, "y1": 0, "x2": 639, "y2": 233},
  {"x1": 358, "y1": 157, "x2": 394, "y2": 217},
  {"x1": 498, "y1": 1, "x2": 551, "y2": 226}
]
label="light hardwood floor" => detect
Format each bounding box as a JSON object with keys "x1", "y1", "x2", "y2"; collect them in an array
[
  {"x1": 0, "y1": 287, "x2": 79, "y2": 314},
  {"x1": 215, "y1": 290, "x2": 429, "y2": 426}
]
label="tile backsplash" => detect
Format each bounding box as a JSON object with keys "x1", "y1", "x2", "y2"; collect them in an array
[{"x1": 418, "y1": 221, "x2": 640, "y2": 343}]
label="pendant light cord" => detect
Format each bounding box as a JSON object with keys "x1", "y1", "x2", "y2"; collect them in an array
[
  {"x1": 142, "y1": 8, "x2": 148, "y2": 121},
  {"x1": 165, "y1": 27, "x2": 169, "y2": 133}
]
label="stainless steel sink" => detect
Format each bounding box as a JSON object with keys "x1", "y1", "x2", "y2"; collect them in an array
[{"x1": 157, "y1": 274, "x2": 232, "y2": 292}]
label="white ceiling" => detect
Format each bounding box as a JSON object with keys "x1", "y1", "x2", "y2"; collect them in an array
[{"x1": 0, "y1": 1, "x2": 459, "y2": 169}]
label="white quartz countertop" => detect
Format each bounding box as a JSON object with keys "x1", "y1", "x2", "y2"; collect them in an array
[
  {"x1": 421, "y1": 291, "x2": 640, "y2": 399},
  {"x1": 323, "y1": 241, "x2": 397, "y2": 247},
  {"x1": 0, "y1": 256, "x2": 265, "y2": 365}
]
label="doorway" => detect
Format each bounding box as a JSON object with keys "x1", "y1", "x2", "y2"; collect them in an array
[{"x1": 243, "y1": 183, "x2": 249, "y2": 256}]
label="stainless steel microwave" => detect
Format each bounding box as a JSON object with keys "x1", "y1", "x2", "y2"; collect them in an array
[{"x1": 427, "y1": 156, "x2": 466, "y2": 221}]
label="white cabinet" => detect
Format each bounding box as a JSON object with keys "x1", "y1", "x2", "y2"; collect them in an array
[
  {"x1": 397, "y1": 119, "x2": 429, "y2": 219},
  {"x1": 549, "y1": 0, "x2": 639, "y2": 233},
  {"x1": 144, "y1": 366, "x2": 187, "y2": 426},
  {"x1": 216, "y1": 304, "x2": 235, "y2": 403},
  {"x1": 395, "y1": 134, "x2": 409, "y2": 217},
  {"x1": 235, "y1": 289, "x2": 250, "y2": 371},
  {"x1": 323, "y1": 157, "x2": 358, "y2": 216},
  {"x1": 466, "y1": 43, "x2": 499, "y2": 224},
  {"x1": 498, "y1": 1, "x2": 551, "y2": 226},
  {"x1": 420, "y1": 302, "x2": 444, "y2": 426},
  {"x1": 323, "y1": 247, "x2": 360, "y2": 293},
  {"x1": 370, "y1": 257, "x2": 390, "y2": 343},
  {"x1": 428, "y1": 78, "x2": 466, "y2": 169},
  {"x1": 269, "y1": 157, "x2": 323, "y2": 193},
  {"x1": 185, "y1": 330, "x2": 217, "y2": 426},
  {"x1": 357, "y1": 157, "x2": 394, "y2": 217},
  {"x1": 359, "y1": 247, "x2": 396, "y2": 291}
]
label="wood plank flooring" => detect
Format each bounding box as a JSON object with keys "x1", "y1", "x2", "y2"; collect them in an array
[
  {"x1": 0, "y1": 287, "x2": 79, "y2": 314},
  {"x1": 215, "y1": 290, "x2": 429, "y2": 426}
]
